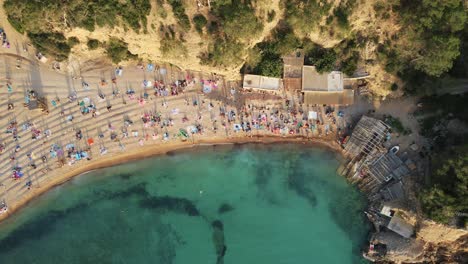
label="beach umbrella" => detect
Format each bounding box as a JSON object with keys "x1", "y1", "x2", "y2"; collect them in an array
[{"x1": 179, "y1": 128, "x2": 188, "y2": 138}]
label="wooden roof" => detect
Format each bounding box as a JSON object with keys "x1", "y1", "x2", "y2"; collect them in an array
[
  {"x1": 344, "y1": 116, "x2": 389, "y2": 157},
  {"x1": 367, "y1": 152, "x2": 409, "y2": 183}
]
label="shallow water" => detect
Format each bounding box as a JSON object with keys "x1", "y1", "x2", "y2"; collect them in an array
[{"x1": 0, "y1": 144, "x2": 370, "y2": 264}]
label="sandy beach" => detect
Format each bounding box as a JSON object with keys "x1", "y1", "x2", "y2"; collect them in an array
[{"x1": 0, "y1": 46, "x2": 344, "y2": 223}]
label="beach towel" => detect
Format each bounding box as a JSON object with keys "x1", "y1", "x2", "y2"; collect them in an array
[
  {"x1": 115, "y1": 68, "x2": 123, "y2": 76},
  {"x1": 203, "y1": 85, "x2": 212, "y2": 94},
  {"x1": 147, "y1": 64, "x2": 154, "y2": 72}
]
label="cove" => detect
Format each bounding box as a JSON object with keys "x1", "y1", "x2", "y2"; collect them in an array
[{"x1": 0, "y1": 144, "x2": 370, "y2": 263}]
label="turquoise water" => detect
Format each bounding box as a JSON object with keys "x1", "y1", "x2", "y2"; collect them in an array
[{"x1": 0, "y1": 144, "x2": 369, "y2": 264}]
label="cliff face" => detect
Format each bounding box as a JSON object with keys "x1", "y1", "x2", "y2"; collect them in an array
[
  {"x1": 414, "y1": 222, "x2": 467, "y2": 263},
  {"x1": 369, "y1": 210, "x2": 468, "y2": 263},
  {"x1": 2, "y1": 0, "x2": 406, "y2": 96}
]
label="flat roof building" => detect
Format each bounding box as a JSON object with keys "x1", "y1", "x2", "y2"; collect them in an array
[
  {"x1": 387, "y1": 216, "x2": 414, "y2": 238},
  {"x1": 302, "y1": 66, "x2": 343, "y2": 92},
  {"x1": 242, "y1": 74, "x2": 282, "y2": 92},
  {"x1": 301, "y1": 66, "x2": 353, "y2": 105}
]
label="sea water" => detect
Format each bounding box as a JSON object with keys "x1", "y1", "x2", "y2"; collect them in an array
[{"x1": 0, "y1": 144, "x2": 370, "y2": 264}]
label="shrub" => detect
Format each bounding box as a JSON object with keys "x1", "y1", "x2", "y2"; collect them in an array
[
  {"x1": 284, "y1": 0, "x2": 332, "y2": 34},
  {"x1": 341, "y1": 51, "x2": 359, "y2": 76},
  {"x1": 200, "y1": 38, "x2": 245, "y2": 67},
  {"x1": 253, "y1": 54, "x2": 283, "y2": 77},
  {"x1": 304, "y1": 44, "x2": 337, "y2": 73},
  {"x1": 68, "y1": 37, "x2": 80, "y2": 47},
  {"x1": 167, "y1": 0, "x2": 191, "y2": 31},
  {"x1": 87, "y1": 39, "x2": 100, "y2": 50},
  {"x1": 384, "y1": 115, "x2": 411, "y2": 135},
  {"x1": 216, "y1": 3, "x2": 263, "y2": 40},
  {"x1": 390, "y1": 83, "x2": 398, "y2": 91},
  {"x1": 4, "y1": 0, "x2": 151, "y2": 34},
  {"x1": 267, "y1": 10, "x2": 276, "y2": 22},
  {"x1": 160, "y1": 36, "x2": 188, "y2": 59},
  {"x1": 193, "y1": 14, "x2": 207, "y2": 34},
  {"x1": 105, "y1": 38, "x2": 136, "y2": 64},
  {"x1": 27, "y1": 32, "x2": 71, "y2": 61},
  {"x1": 420, "y1": 153, "x2": 468, "y2": 226}
]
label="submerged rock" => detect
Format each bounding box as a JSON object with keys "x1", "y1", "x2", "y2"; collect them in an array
[
  {"x1": 212, "y1": 220, "x2": 227, "y2": 264},
  {"x1": 218, "y1": 203, "x2": 234, "y2": 214},
  {"x1": 139, "y1": 195, "x2": 200, "y2": 216}
]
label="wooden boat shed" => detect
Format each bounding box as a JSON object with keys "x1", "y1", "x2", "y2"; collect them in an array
[
  {"x1": 367, "y1": 152, "x2": 410, "y2": 183},
  {"x1": 344, "y1": 116, "x2": 390, "y2": 158}
]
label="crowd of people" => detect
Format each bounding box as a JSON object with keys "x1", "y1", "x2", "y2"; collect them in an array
[{"x1": 0, "y1": 61, "x2": 342, "y2": 216}]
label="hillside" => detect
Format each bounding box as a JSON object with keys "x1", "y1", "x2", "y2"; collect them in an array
[{"x1": 2, "y1": 0, "x2": 467, "y2": 95}]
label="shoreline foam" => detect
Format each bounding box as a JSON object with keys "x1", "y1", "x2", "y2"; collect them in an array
[{"x1": 0, "y1": 135, "x2": 343, "y2": 223}]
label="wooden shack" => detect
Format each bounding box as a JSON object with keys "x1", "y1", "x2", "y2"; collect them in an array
[
  {"x1": 344, "y1": 116, "x2": 389, "y2": 158},
  {"x1": 367, "y1": 152, "x2": 410, "y2": 183}
]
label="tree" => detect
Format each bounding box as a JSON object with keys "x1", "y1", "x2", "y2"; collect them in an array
[
  {"x1": 413, "y1": 36, "x2": 461, "y2": 77},
  {"x1": 87, "y1": 39, "x2": 100, "y2": 50},
  {"x1": 105, "y1": 38, "x2": 135, "y2": 64},
  {"x1": 305, "y1": 45, "x2": 337, "y2": 73},
  {"x1": 420, "y1": 154, "x2": 468, "y2": 225},
  {"x1": 388, "y1": 0, "x2": 467, "y2": 77},
  {"x1": 217, "y1": 3, "x2": 263, "y2": 40},
  {"x1": 253, "y1": 54, "x2": 283, "y2": 77},
  {"x1": 193, "y1": 14, "x2": 207, "y2": 34},
  {"x1": 283, "y1": 0, "x2": 332, "y2": 35},
  {"x1": 201, "y1": 39, "x2": 245, "y2": 67}
]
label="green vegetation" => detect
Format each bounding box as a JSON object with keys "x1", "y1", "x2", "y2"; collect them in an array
[
  {"x1": 67, "y1": 37, "x2": 80, "y2": 47},
  {"x1": 420, "y1": 150, "x2": 468, "y2": 226},
  {"x1": 283, "y1": 0, "x2": 332, "y2": 34},
  {"x1": 384, "y1": 115, "x2": 411, "y2": 135},
  {"x1": 376, "y1": 0, "x2": 466, "y2": 78},
  {"x1": 333, "y1": 1, "x2": 356, "y2": 31},
  {"x1": 267, "y1": 10, "x2": 276, "y2": 23},
  {"x1": 215, "y1": 2, "x2": 263, "y2": 40},
  {"x1": 201, "y1": 39, "x2": 245, "y2": 68},
  {"x1": 304, "y1": 44, "x2": 337, "y2": 73},
  {"x1": 167, "y1": 0, "x2": 191, "y2": 31},
  {"x1": 155, "y1": 0, "x2": 168, "y2": 18},
  {"x1": 5, "y1": 0, "x2": 150, "y2": 32},
  {"x1": 3, "y1": 0, "x2": 466, "y2": 86},
  {"x1": 27, "y1": 32, "x2": 71, "y2": 61},
  {"x1": 245, "y1": 27, "x2": 301, "y2": 77},
  {"x1": 4, "y1": 0, "x2": 150, "y2": 60},
  {"x1": 105, "y1": 38, "x2": 137, "y2": 64},
  {"x1": 193, "y1": 14, "x2": 207, "y2": 34},
  {"x1": 87, "y1": 39, "x2": 101, "y2": 50},
  {"x1": 160, "y1": 33, "x2": 188, "y2": 59},
  {"x1": 414, "y1": 93, "x2": 468, "y2": 226},
  {"x1": 200, "y1": 1, "x2": 263, "y2": 67}
]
